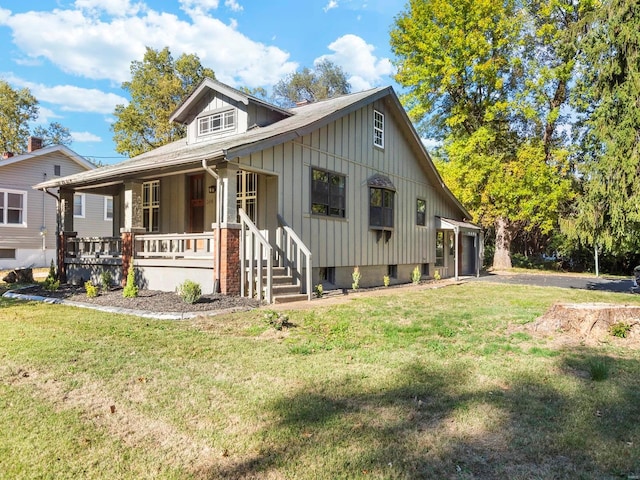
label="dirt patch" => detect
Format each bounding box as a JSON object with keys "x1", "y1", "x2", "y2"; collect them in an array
[
  {"x1": 12, "y1": 284, "x2": 259, "y2": 314},
  {"x1": 527, "y1": 302, "x2": 640, "y2": 346}
]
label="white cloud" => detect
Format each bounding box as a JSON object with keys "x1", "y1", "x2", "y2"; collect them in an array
[
  {"x1": 224, "y1": 0, "x2": 243, "y2": 12},
  {"x1": 316, "y1": 34, "x2": 395, "y2": 91},
  {"x1": 422, "y1": 138, "x2": 442, "y2": 150},
  {"x1": 4, "y1": 73, "x2": 128, "y2": 114},
  {"x1": 35, "y1": 107, "x2": 63, "y2": 125},
  {"x1": 0, "y1": 4, "x2": 297, "y2": 87},
  {"x1": 323, "y1": 1, "x2": 339, "y2": 12},
  {"x1": 74, "y1": 0, "x2": 144, "y2": 17},
  {"x1": 71, "y1": 131, "x2": 102, "y2": 142}
]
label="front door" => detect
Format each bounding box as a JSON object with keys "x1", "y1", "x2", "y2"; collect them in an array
[{"x1": 189, "y1": 174, "x2": 205, "y2": 233}]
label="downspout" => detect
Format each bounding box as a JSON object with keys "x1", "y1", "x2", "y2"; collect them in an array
[{"x1": 202, "y1": 159, "x2": 222, "y2": 293}]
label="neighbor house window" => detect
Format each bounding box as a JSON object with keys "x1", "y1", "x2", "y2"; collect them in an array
[
  {"x1": 0, "y1": 248, "x2": 15, "y2": 259},
  {"x1": 73, "y1": 193, "x2": 85, "y2": 218},
  {"x1": 373, "y1": 110, "x2": 384, "y2": 148},
  {"x1": 435, "y1": 231, "x2": 445, "y2": 267},
  {"x1": 104, "y1": 196, "x2": 114, "y2": 221},
  {"x1": 0, "y1": 189, "x2": 27, "y2": 227},
  {"x1": 198, "y1": 109, "x2": 236, "y2": 136},
  {"x1": 369, "y1": 188, "x2": 394, "y2": 228},
  {"x1": 311, "y1": 168, "x2": 346, "y2": 218},
  {"x1": 143, "y1": 180, "x2": 160, "y2": 232},
  {"x1": 54, "y1": 165, "x2": 61, "y2": 176},
  {"x1": 416, "y1": 198, "x2": 426, "y2": 226}
]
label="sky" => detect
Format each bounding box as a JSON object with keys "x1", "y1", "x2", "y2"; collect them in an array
[{"x1": 0, "y1": 0, "x2": 407, "y2": 164}]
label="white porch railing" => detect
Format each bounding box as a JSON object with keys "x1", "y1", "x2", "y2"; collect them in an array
[
  {"x1": 135, "y1": 232, "x2": 215, "y2": 259},
  {"x1": 67, "y1": 236, "x2": 122, "y2": 258},
  {"x1": 239, "y1": 208, "x2": 273, "y2": 304},
  {"x1": 276, "y1": 214, "x2": 312, "y2": 301}
]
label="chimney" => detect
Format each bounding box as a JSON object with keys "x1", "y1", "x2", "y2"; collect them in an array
[
  {"x1": 2, "y1": 152, "x2": 14, "y2": 159},
  {"x1": 28, "y1": 136, "x2": 43, "y2": 152}
]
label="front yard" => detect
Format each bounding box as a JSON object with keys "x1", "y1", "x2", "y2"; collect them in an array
[{"x1": 1, "y1": 282, "x2": 639, "y2": 479}]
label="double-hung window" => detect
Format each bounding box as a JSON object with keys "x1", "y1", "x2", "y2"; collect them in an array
[
  {"x1": 373, "y1": 110, "x2": 384, "y2": 148},
  {"x1": 104, "y1": 196, "x2": 114, "y2": 221},
  {"x1": 143, "y1": 180, "x2": 160, "y2": 232},
  {"x1": 311, "y1": 168, "x2": 346, "y2": 218},
  {"x1": 369, "y1": 188, "x2": 394, "y2": 228},
  {"x1": 0, "y1": 189, "x2": 26, "y2": 226},
  {"x1": 198, "y1": 110, "x2": 236, "y2": 136},
  {"x1": 73, "y1": 194, "x2": 85, "y2": 218}
]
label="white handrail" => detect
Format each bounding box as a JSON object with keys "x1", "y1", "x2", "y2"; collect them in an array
[
  {"x1": 277, "y1": 214, "x2": 312, "y2": 301},
  {"x1": 135, "y1": 232, "x2": 214, "y2": 259},
  {"x1": 239, "y1": 209, "x2": 273, "y2": 304}
]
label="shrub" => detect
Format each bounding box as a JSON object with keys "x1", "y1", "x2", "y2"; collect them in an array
[
  {"x1": 411, "y1": 266, "x2": 421, "y2": 285},
  {"x1": 352, "y1": 266, "x2": 361, "y2": 290},
  {"x1": 122, "y1": 266, "x2": 138, "y2": 298},
  {"x1": 609, "y1": 322, "x2": 632, "y2": 338},
  {"x1": 100, "y1": 270, "x2": 112, "y2": 291},
  {"x1": 264, "y1": 310, "x2": 292, "y2": 330},
  {"x1": 43, "y1": 260, "x2": 60, "y2": 291},
  {"x1": 314, "y1": 283, "x2": 324, "y2": 298},
  {"x1": 177, "y1": 279, "x2": 202, "y2": 304},
  {"x1": 433, "y1": 270, "x2": 441, "y2": 281},
  {"x1": 383, "y1": 275, "x2": 390, "y2": 287},
  {"x1": 85, "y1": 281, "x2": 99, "y2": 298}
]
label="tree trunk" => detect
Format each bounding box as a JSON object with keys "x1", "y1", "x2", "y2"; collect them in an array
[{"x1": 493, "y1": 217, "x2": 513, "y2": 270}]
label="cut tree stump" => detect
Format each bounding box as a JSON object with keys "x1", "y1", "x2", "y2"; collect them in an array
[{"x1": 532, "y1": 302, "x2": 640, "y2": 340}]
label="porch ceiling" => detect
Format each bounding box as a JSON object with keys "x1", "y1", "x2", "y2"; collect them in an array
[{"x1": 436, "y1": 217, "x2": 481, "y2": 232}]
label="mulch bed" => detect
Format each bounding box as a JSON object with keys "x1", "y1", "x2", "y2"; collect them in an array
[{"x1": 13, "y1": 284, "x2": 259, "y2": 314}]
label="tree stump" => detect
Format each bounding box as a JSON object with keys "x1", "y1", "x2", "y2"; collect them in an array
[{"x1": 532, "y1": 303, "x2": 640, "y2": 340}]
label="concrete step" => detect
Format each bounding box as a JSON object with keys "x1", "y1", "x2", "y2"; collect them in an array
[
  {"x1": 272, "y1": 283, "x2": 303, "y2": 295},
  {"x1": 273, "y1": 293, "x2": 309, "y2": 304},
  {"x1": 273, "y1": 275, "x2": 294, "y2": 286}
]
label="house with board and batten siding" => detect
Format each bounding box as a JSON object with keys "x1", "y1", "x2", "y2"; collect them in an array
[
  {"x1": 1, "y1": 138, "x2": 113, "y2": 270},
  {"x1": 35, "y1": 79, "x2": 482, "y2": 303}
]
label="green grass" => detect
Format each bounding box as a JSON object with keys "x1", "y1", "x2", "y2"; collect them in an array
[{"x1": 1, "y1": 283, "x2": 640, "y2": 479}]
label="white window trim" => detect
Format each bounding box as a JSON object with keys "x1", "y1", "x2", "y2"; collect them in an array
[
  {"x1": 104, "y1": 196, "x2": 114, "y2": 221},
  {"x1": 198, "y1": 109, "x2": 236, "y2": 136},
  {"x1": 73, "y1": 193, "x2": 86, "y2": 218},
  {"x1": 374, "y1": 110, "x2": 384, "y2": 148},
  {"x1": 0, "y1": 188, "x2": 28, "y2": 228}
]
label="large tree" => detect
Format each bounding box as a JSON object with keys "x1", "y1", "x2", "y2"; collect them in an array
[
  {"x1": 112, "y1": 47, "x2": 215, "y2": 157},
  {"x1": 272, "y1": 59, "x2": 351, "y2": 107},
  {"x1": 565, "y1": 0, "x2": 640, "y2": 255},
  {"x1": 0, "y1": 79, "x2": 39, "y2": 153},
  {"x1": 390, "y1": 0, "x2": 584, "y2": 269},
  {"x1": 33, "y1": 121, "x2": 72, "y2": 147}
]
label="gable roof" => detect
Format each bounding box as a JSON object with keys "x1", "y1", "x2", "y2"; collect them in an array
[
  {"x1": 170, "y1": 77, "x2": 291, "y2": 125},
  {"x1": 1, "y1": 144, "x2": 95, "y2": 171},
  {"x1": 33, "y1": 84, "x2": 471, "y2": 219}
]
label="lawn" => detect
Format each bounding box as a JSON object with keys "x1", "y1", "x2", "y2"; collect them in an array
[{"x1": 1, "y1": 282, "x2": 639, "y2": 479}]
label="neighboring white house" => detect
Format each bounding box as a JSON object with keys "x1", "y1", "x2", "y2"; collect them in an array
[{"x1": 0, "y1": 138, "x2": 113, "y2": 270}]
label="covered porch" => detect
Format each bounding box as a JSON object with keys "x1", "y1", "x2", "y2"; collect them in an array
[{"x1": 435, "y1": 217, "x2": 483, "y2": 280}]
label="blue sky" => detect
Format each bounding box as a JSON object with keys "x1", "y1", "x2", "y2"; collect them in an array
[{"x1": 0, "y1": 0, "x2": 407, "y2": 163}]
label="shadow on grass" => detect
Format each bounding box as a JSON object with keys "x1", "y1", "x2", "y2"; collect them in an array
[{"x1": 202, "y1": 350, "x2": 640, "y2": 479}]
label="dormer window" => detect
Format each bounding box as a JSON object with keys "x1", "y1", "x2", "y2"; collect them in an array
[{"x1": 198, "y1": 109, "x2": 236, "y2": 136}]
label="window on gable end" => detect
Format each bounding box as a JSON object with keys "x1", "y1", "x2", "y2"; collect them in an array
[
  {"x1": 198, "y1": 109, "x2": 236, "y2": 136},
  {"x1": 374, "y1": 110, "x2": 384, "y2": 148}
]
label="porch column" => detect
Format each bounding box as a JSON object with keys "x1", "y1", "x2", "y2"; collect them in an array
[
  {"x1": 454, "y1": 226, "x2": 460, "y2": 281},
  {"x1": 217, "y1": 166, "x2": 241, "y2": 295},
  {"x1": 57, "y1": 188, "x2": 75, "y2": 283},
  {"x1": 120, "y1": 181, "x2": 145, "y2": 285}
]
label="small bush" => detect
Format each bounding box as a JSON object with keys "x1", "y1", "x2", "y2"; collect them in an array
[
  {"x1": 314, "y1": 283, "x2": 323, "y2": 298},
  {"x1": 264, "y1": 310, "x2": 292, "y2": 331},
  {"x1": 383, "y1": 275, "x2": 390, "y2": 287},
  {"x1": 433, "y1": 270, "x2": 441, "y2": 281},
  {"x1": 85, "y1": 281, "x2": 99, "y2": 298},
  {"x1": 177, "y1": 279, "x2": 202, "y2": 304},
  {"x1": 122, "y1": 266, "x2": 138, "y2": 298},
  {"x1": 589, "y1": 359, "x2": 609, "y2": 381},
  {"x1": 411, "y1": 266, "x2": 421, "y2": 285},
  {"x1": 43, "y1": 260, "x2": 59, "y2": 291},
  {"x1": 609, "y1": 322, "x2": 632, "y2": 338},
  {"x1": 352, "y1": 266, "x2": 361, "y2": 290},
  {"x1": 100, "y1": 270, "x2": 112, "y2": 291}
]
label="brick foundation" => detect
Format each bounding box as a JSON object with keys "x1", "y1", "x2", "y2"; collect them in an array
[{"x1": 219, "y1": 227, "x2": 241, "y2": 295}]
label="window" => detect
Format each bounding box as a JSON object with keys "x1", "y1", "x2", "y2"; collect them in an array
[
  {"x1": 73, "y1": 194, "x2": 85, "y2": 218},
  {"x1": 104, "y1": 196, "x2": 114, "y2": 221},
  {"x1": 388, "y1": 264, "x2": 398, "y2": 279},
  {"x1": 318, "y1": 267, "x2": 336, "y2": 284},
  {"x1": 0, "y1": 190, "x2": 27, "y2": 227},
  {"x1": 369, "y1": 188, "x2": 394, "y2": 228},
  {"x1": 54, "y1": 165, "x2": 61, "y2": 176},
  {"x1": 421, "y1": 263, "x2": 429, "y2": 276},
  {"x1": 143, "y1": 180, "x2": 160, "y2": 232},
  {"x1": 0, "y1": 248, "x2": 16, "y2": 259},
  {"x1": 374, "y1": 110, "x2": 384, "y2": 148},
  {"x1": 311, "y1": 168, "x2": 346, "y2": 218},
  {"x1": 435, "y1": 231, "x2": 445, "y2": 267},
  {"x1": 416, "y1": 198, "x2": 426, "y2": 226},
  {"x1": 198, "y1": 109, "x2": 236, "y2": 136}
]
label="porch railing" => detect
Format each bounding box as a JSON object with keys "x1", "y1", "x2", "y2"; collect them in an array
[
  {"x1": 276, "y1": 214, "x2": 312, "y2": 301},
  {"x1": 239, "y1": 208, "x2": 273, "y2": 304},
  {"x1": 135, "y1": 232, "x2": 215, "y2": 259},
  {"x1": 66, "y1": 236, "x2": 122, "y2": 258}
]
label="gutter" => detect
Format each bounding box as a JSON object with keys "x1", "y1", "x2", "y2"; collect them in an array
[{"x1": 202, "y1": 159, "x2": 222, "y2": 293}]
